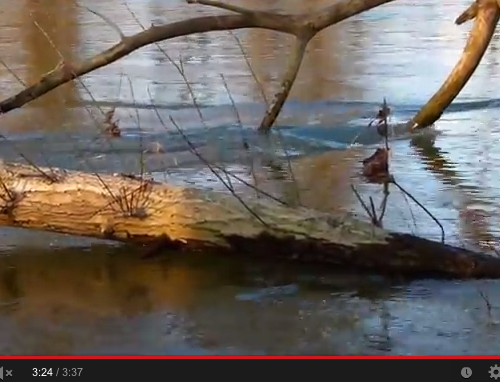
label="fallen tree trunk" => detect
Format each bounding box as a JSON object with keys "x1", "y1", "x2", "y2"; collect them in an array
[
  {"x1": 0, "y1": 161, "x2": 499, "y2": 279},
  {"x1": 0, "y1": 0, "x2": 498, "y2": 281}
]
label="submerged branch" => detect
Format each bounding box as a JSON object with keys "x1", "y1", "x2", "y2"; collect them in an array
[
  {"x1": 0, "y1": 0, "x2": 394, "y2": 129},
  {"x1": 409, "y1": 0, "x2": 500, "y2": 129},
  {"x1": 258, "y1": 37, "x2": 310, "y2": 131}
]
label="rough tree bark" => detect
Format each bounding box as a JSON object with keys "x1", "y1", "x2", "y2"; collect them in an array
[
  {"x1": 1, "y1": 161, "x2": 500, "y2": 279},
  {"x1": 0, "y1": 0, "x2": 498, "y2": 279}
]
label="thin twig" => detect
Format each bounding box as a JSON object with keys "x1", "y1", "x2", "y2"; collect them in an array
[
  {"x1": 351, "y1": 184, "x2": 375, "y2": 222},
  {"x1": 477, "y1": 287, "x2": 492, "y2": 319},
  {"x1": 369, "y1": 196, "x2": 381, "y2": 227},
  {"x1": 32, "y1": 17, "x2": 107, "y2": 120},
  {"x1": 392, "y1": 178, "x2": 446, "y2": 243},
  {"x1": 31, "y1": 17, "x2": 137, "y2": 215},
  {"x1": 78, "y1": 5, "x2": 126, "y2": 40},
  {"x1": 186, "y1": 0, "x2": 267, "y2": 17},
  {"x1": 168, "y1": 114, "x2": 269, "y2": 227},
  {"x1": 125, "y1": 76, "x2": 146, "y2": 180},
  {"x1": 0, "y1": 135, "x2": 57, "y2": 182},
  {"x1": 219, "y1": 74, "x2": 260, "y2": 198},
  {"x1": 125, "y1": 5, "x2": 237, "y2": 190},
  {"x1": 378, "y1": 182, "x2": 390, "y2": 222},
  {"x1": 146, "y1": 160, "x2": 288, "y2": 206},
  {"x1": 227, "y1": 32, "x2": 300, "y2": 204},
  {"x1": 147, "y1": 87, "x2": 269, "y2": 228},
  {"x1": 0, "y1": 57, "x2": 26, "y2": 87},
  {"x1": 398, "y1": 184, "x2": 419, "y2": 233},
  {"x1": 228, "y1": 31, "x2": 269, "y2": 106}
]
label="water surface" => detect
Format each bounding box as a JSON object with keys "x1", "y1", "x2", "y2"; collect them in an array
[{"x1": 0, "y1": 0, "x2": 499, "y2": 355}]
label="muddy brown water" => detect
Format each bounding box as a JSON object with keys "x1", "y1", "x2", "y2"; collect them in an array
[{"x1": 0, "y1": 0, "x2": 499, "y2": 355}]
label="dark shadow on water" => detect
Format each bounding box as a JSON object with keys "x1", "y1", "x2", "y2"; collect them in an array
[{"x1": 0, "y1": 243, "x2": 498, "y2": 355}]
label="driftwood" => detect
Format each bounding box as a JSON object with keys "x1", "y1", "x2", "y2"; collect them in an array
[
  {"x1": 0, "y1": 161, "x2": 499, "y2": 279},
  {"x1": 0, "y1": 0, "x2": 498, "y2": 279}
]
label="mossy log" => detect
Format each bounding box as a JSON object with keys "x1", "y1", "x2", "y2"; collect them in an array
[{"x1": 0, "y1": 161, "x2": 499, "y2": 279}]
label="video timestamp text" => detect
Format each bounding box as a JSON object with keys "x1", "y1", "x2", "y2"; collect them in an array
[{"x1": 32, "y1": 368, "x2": 83, "y2": 377}]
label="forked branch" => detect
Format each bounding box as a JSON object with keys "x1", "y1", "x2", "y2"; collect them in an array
[
  {"x1": 0, "y1": 0, "x2": 497, "y2": 133},
  {"x1": 0, "y1": 0, "x2": 394, "y2": 127}
]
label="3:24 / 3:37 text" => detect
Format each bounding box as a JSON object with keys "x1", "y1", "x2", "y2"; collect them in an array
[{"x1": 32, "y1": 368, "x2": 83, "y2": 377}]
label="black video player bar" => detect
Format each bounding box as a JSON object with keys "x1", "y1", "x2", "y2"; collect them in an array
[{"x1": 0, "y1": 357, "x2": 497, "y2": 382}]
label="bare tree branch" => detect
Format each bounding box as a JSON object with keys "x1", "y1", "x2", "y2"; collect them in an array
[
  {"x1": 0, "y1": 0, "x2": 496, "y2": 132},
  {"x1": 456, "y1": 1, "x2": 478, "y2": 25},
  {"x1": 79, "y1": 5, "x2": 126, "y2": 40},
  {"x1": 0, "y1": 0, "x2": 497, "y2": 279},
  {"x1": 0, "y1": 0, "x2": 394, "y2": 126},
  {"x1": 258, "y1": 37, "x2": 310, "y2": 131},
  {"x1": 408, "y1": 0, "x2": 500, "y2": 129}
]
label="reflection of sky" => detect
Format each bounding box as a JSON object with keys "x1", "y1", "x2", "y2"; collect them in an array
[
  {"x1": 351, "y1": 0, "x2": 470, "y2": 103},
  {"x1": 74, "y1": 0, "x2": 496, "y2": 107}
]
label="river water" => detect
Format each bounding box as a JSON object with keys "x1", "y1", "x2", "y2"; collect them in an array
[{"x1": 0, "y1": 0, "x2": 499, "y2": 355}]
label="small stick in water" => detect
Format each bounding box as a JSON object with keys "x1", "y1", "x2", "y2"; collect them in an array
[{"x1": 102, "y1": 108, "x2": 121, "y2": 137}]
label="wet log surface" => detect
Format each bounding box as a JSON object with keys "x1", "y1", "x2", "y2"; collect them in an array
[{"x1": 0, "y1": 161, "x2": 499, "y2": 279}]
